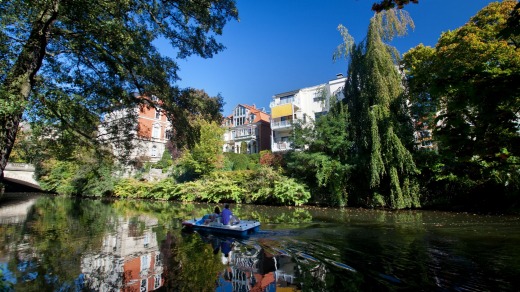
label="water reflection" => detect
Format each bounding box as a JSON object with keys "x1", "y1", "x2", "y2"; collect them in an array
[
  {"x1": 192, "y1": 232, "x2": 299, "y2": 291},
  {"x1": 1, "y1": 195, "x2": 520, "y2": 291},
  {"x1": 81, "y1": 215, "x2": 164, "y2": 291}
]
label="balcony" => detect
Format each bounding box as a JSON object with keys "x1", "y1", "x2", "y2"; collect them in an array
[
  {"x1": 230, "y1": 125, "x2": 257, "y2": 141},
  {"x1": 272, "y1": 142, "x2": 292, "y2": 152},
  {"x1": 270, "y1": 97, "x2": 300, "y2": 108},
  {"x1": 271, "y1": 120, "x2": 292, "y2": 130}
]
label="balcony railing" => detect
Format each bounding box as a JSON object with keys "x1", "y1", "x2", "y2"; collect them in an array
[
  {"x1": 270, "y1": 97, "x2": 300, "y2": 108},
  {"x1": 271, "y1": 120, "x2": 292, "y2": 129},
  {"x1": 272, "y1": 142, "x2": 292, "y2": 152}
]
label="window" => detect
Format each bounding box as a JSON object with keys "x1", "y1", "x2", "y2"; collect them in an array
[
  {"x1": 141, "y1": 254, "x2": 150, "y2": 271},
  {"x1": 140, "y1": 279, "x2": 148, "y2": 292},
  {"x1": 155, "y1": 108, "x2": 161, "y2": 119},
  {"x1": 235, "y1": 116, "x2": 245, "y2": 126},
  {"x1": 144, "y1": 234, "x2": 150, "y2": 248},
  {"x1": 151, "y1": 145, "x2": 157, "y2": 157},
  {"x1": 280, "y1": 95, "x2": 294, "y2": 104},
  {"x1": 152, "y1": 124, "x2": 160, "y2": 138},
  {"x1": 155, "y1": 253, "x2": 162, "y2": 267},
  {"x1": 154, "y1": 275, "x2": 161, "y2": 289},
  {"x1": 422, "y1": 140, "x2": 433, "y2": 147},
  {"x1": 315, "y1": 111, "x2": 327, "y2": 120},
  {"x1": 165, "y1": 129, "x2": 172, "y2": 139}
]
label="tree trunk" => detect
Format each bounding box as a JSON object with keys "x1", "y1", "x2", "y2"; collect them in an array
[{"x1": 0, "y1": 4, "x2": 58, "y2": 181}]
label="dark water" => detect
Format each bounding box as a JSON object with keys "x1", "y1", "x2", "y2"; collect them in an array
[{"x1": 1, "y1": 194, "x2": 520, "y2": 291}]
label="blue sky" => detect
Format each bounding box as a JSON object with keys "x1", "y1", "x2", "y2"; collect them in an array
[{"x1": 161, "y1": 0, "x2": 498, "y2": 115}]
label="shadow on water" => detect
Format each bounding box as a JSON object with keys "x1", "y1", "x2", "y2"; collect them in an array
[{"x1": 2, "y1": 196, "x2": 520, "y2": 291}]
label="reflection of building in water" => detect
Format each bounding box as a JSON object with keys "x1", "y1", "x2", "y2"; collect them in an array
[
  {"x1": 216, "y1": 240, "x2": 300, "y2": 292},
  {"x1": 0, "y1": 194, "x2": 37, "y2": 225},
  {"x1": 81, "y1": 215, "x2": 164, "y2": 291},
  {"x1": 0, "y1": 194, "x2": 38, "y2": 267}
]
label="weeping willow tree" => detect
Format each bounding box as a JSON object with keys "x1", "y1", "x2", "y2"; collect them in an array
[{"x1": 343, "y1": 10, "x2": 419, "y2": 209}]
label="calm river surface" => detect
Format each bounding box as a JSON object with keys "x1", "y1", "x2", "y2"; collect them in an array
[{"x1": 1, "y1": 194, "x2": 520, "y2": 291}]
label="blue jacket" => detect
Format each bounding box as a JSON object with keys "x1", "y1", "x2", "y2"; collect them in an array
[{"x1": 221, "y1": 208, "x2": 232, "y2": 225}]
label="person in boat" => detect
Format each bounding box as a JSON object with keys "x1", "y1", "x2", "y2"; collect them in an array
[
  {"x1": 204, "y1": 206, "x2": 221, "y2": 225},
  {"x1": 221, "y1": 203, "x2": 240, "y2": 225}
]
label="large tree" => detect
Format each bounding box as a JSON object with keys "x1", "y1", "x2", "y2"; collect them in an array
[
  {"x1": 402, "y1": 0, "x2": 520, "y2": 208},
  {"x1": 0, "y1": 0, "x2": 238, "y2": 180},
  {"x1": 287, "y1": 98, "x2": 352, "y2": 207},
  {"x1": 344, "y1": 10, "x2": 419, "y2": 209}
]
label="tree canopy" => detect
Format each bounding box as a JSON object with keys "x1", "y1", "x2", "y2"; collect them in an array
[
  {"x1": 0, "y1": 0, "x2": 238, "y2": 178},
  {"x1": 402, "y1": 0, "x2": 520, "y2": 209},
  {"x1": 372, "y1": 0, "x2": 419, "y2": 12},
  {"x1": 344, "y1": 9, "x2": 419, "y2": 209}
]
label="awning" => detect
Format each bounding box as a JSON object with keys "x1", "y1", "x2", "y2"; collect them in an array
[{"x1": 271, "y1": 103, "x2": 293, "y2": 119}]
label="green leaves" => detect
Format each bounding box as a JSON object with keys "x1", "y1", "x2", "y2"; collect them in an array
[
  {"x1": 1, "y1": 0, "x2": 237, "y2": 175},
  {"x1": 401, "y1": 1, "x2": 520, "y2": 211},
  {"x1": 344, "y1": 10, "x2": 419, "y2": 209}
]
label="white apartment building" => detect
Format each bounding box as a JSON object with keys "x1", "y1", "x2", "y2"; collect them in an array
[{"x1": 270, "y1": 74, "x2": 347, "y2": 152}]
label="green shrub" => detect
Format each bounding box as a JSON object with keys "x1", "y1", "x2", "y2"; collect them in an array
[
  {"x1": 113, "y1": 178, "x2": 152, "y2": 198},
  {"x1": 113, "y1": 166, "x2": 311, "y2": 206}
]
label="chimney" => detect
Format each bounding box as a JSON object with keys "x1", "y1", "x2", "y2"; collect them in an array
[
  {"x1": 336, "y1": 73, "x2": 344, "y2": 79},
  {"x1": 252, "y1": 104, "x2": 256, "y2": 109}
]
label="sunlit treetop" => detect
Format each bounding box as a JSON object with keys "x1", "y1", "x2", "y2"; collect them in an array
[{"x1": 372, "y1": 0, "x2": 419, "y2": 12}]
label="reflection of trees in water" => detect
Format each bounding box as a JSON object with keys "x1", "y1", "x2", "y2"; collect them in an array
[
  {"x1": 1, "y1": 196, "x2": 118, "y2": 291},
  {"x1": 184, "y1": 233, "x2": 301, "y2": 291},
  {"x1": 237, "y1": 206, "x2": 313, "y2": 225},
  {"x1": 160, "y1": 231, "x2": 223, "y2": 292}
]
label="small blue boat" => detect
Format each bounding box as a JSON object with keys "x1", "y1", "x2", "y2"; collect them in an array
[{"x1": 182, "y1": 216, "x2": 261, "y2": 237}]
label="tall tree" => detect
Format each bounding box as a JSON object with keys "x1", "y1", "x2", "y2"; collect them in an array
[
  {"x1": 344, "y1": 10, "x2": 419, "y2": 209},
  {"x1": 0, "y1": 0, "x2": 238, "y2": 180},
  {"x1": 402, "y1": 0, "x2": 520, "y2": 208},
  {"x1": 287, "y1": 99, "x2": 352, "y2": 206},
  {"x1": 178, "y1": 118, "x2": 225, "y2": 178}
]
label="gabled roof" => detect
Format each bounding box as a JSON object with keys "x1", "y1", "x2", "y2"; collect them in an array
[
  {"x1": 225, "y1": 104, "x2": 270, "y2": 124},
  {"x1": 241, "y1": 104, "x2": 270, "y2": 123}
]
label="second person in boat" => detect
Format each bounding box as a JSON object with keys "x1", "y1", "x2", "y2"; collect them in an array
[{"x1": 221, "y1": 203, "x2": 240, "y2": 225}]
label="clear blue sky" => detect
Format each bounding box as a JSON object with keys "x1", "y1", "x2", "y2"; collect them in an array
[{"x1": 161, "y1": 0, "x2": 498, "y2": 115}]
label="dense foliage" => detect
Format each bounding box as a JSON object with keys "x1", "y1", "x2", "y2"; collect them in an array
[
  {"x1": 176, "y1": 119, "x2": 225, "y2": 179},
  {"x1": 5, "y1": 2, "x2": 519, "y2": 214},
  {"x1": 342, "y1": 10, "x2": 419, "y2": 209},
  {"x1": 0, "y1": 0, "x2": 238, "y2": 180},
  {"x1": 36, "y1": 151, "x2": 118, "y2": 197},
  {"x1": 113, "y1": 166, "x2": 310, "y2": 206},
  {"x1": 286, "y1": 99, "x2": 352, "y2": 206},
  {"x1": 402, "y1": 0, "x2": 520, "y2": 211}
]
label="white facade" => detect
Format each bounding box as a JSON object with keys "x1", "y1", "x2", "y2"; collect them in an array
[
  {"x1": 98, "y1": 97, "x2": 172, "y2": 172},
  {"x1": 270, "y1": 75, "x2": 347, "y2": 152}
]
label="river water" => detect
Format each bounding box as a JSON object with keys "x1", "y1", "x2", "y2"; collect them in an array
[{"x1": 1, "y1": 194, "x2": 520, "y2": 291}]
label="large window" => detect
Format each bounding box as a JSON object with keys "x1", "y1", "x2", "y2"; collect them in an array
[
  {"x1": 141, "y1": 254, "x2": 150, "y2": 271},
  {"x1": 152, "y1": 124, "x2": 160, "y2": 138}
]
